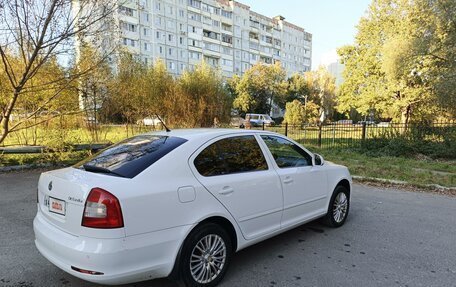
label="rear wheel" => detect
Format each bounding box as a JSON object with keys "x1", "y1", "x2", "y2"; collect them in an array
[
  {"x1": 323, "y1": 186, "x2": 350, "y2": 227},
  {"x1": 179, "y1": 223, "x2": 232, "y2": 287}
]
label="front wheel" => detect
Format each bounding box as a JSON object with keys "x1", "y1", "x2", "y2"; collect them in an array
[
  {"x1": 323, "y1": 186, "x2": 350, "y2": 227},
  {"x1": 179, "y1": 223, "x2": 233, "y2": 287}
]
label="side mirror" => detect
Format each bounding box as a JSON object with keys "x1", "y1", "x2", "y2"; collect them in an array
[{"x1": 314, "y1": 154, "x2": 324, "y2": 166}]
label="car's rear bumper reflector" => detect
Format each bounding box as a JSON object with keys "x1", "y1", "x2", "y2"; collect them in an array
[{"x1": 71, "y1": 266, "x2": 104, "y2": 275}]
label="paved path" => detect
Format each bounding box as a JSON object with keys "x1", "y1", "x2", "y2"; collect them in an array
[{"x1": 1, "y1": 170, "x2": 455, "y2": 287}]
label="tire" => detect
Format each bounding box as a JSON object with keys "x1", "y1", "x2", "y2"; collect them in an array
[
  {"x1": 179, "y1": 223, "x2": 233, "y2": 287},
  {"x1": 322, "y1": 185, "x2": 350, "y2": 228}
]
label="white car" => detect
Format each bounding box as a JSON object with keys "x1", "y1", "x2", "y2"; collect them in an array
[
  {"x1": 140, "y1": 116, "x2": 163, "y2": 126},
  {"x1": 34, "y1": 129, "x2": 351, "y2": 286}
]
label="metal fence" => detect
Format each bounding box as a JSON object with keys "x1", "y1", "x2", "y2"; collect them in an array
[{"x1": 252, "y1": 121, "x2": 456, "y2": 149}]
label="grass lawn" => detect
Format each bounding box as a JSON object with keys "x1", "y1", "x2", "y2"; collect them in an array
[
  {"x1": 318, "y1": 148, "x2": 455, "y2": 188},
  {"x1": 2, "y1": 125, "x2": 154, "y2": 147},
  {"x1": 0, "y1": 151, "x2": 90, "y2": 167}
]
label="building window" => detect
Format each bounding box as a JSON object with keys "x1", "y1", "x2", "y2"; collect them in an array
[
  {"x1": 169, "y1": 61, "x2": 176, "y2": 70},
  {"x1": 203, "y1": 42, "x2": 219, "y2": 52},
  {"x1": 188, "y1": 12, "x2": 201, "y2": 22},
  {"x1": 188, "y1": 0, "x2": 201, "y2": 9},
  {"x1": 118, "y1": 6, "x2": 134, "y2": 17},
  {"x1": 222, "y1": 34, "x2": 232, "y2": 44},
  {"x1": 121, "y1": 22, "x2": 137, "y2": 32},
  {"x1": 122, "y1": 38, "x2": 136, "y2": 47},
  {"x1": 189, "y1": 51, "x2": 201, "y2": 59},
  {"x1": 222, "y1": 47, "x2": 232, "y2": 55},
  {"x1": 203, "y1": 30, "x2": 219, "y2": 40},
  {"x1": 221, "y1": 10, "x2": 232, "y2": 19},
  {"x1": 222, "y1": 59, "x2": 233, "y2": 66},
  {"x1": 204, "y1": 55, "x2": 219, "y2": 67}
]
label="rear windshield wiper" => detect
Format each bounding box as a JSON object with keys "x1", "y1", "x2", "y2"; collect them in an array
[{"x1": 82, "y1": 164, "x2": 126, "y2": 178}]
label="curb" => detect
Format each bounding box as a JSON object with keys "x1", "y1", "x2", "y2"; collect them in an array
[
  {"x1": 352, "y1": 175, "x2": 456, "y2": 192},
  {"x1": 0, "y1": 163, "x2": 54, "y2": 172}
]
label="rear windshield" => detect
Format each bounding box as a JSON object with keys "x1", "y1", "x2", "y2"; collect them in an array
[{"x1": 76, "y1": 135, "x2": 187, "y2": 178}]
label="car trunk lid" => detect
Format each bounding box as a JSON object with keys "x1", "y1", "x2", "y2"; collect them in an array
[{"x1": 37, "y1": 167, "x2": 126, "y2": 239}]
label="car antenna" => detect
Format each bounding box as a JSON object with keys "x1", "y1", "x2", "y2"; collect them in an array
[{"x1": 155, "y1": 114, "x2": 171, "y2": 132}]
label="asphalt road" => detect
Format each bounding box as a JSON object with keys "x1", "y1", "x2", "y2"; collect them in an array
[{"x1": 1, "y1": 170, "x2": 455, "y2": 287}]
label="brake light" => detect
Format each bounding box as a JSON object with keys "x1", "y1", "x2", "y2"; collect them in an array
[{"x1": 82, "y1": 188, "x2": 124, "y2": 229}]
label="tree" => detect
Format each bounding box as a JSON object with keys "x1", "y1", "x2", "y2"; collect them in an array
[
  {"x1": 76, "y1": 45, "x2": 113, "y2": 141},
  {"x1": 286, "y1": 73, "x2": 310, "y2": 106},
  {"x1": 232, "y1": 62, "x2": 288, "y2": 114},
  {"x1": 304, "y1": 67, "x2": 337, "y2": 121},
  {"x1": 337, "y1": 0, "x2": 456, "y2": 123},
  {"x1": 102, "y1": 52, "x2": 149, "y2": 136},
  {"x1": 0, "y1": 0, "x2": 116, "y2": 144},
  {"x1": 173, "y1": 62, "x2": 231, "y2": 127},
  {"x1": 143, "y1": 60, "x2": 175, "y2": 122},
  {"x1": 284, "y1": 100, "x2": 305, "y2": 125}
]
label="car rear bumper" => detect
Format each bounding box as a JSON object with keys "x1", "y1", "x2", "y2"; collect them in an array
[{"x1": 33, "y1": 210, "x2": 192, "y2": 285}]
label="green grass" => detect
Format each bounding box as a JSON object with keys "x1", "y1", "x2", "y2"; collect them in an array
[
  {"x1": 2, "y1": 125, "x2": 154, "y2": 147},
  {"x1": 0, "y1": 151, "x2": 90, "y2": 167},
  {"x1": 317, "y1": 148, "x2": 456, "y2": 188}
]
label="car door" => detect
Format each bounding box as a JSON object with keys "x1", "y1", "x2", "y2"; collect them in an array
[
  {"x1": 190, "y1": 134, "x2": 283, "y2": 240},
  {"x1": 259, "y1": 135, "x2": 328, "y2": 229}
]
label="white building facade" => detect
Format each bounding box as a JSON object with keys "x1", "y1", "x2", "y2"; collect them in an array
[{"x1": 108, "y1": 0, "x2": 312, "y2": 77}]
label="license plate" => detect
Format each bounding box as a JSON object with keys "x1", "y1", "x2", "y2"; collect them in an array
[{"x1": 48, "y1": 197, "x2": 66, "y2": 216}]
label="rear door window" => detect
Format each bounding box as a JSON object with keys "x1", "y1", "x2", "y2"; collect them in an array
[
  {"x1": 76, "y1": 135, "x2": 187, "y2": 178},
  {"x1": 194, "y1": 135, "x2": 268, "y2": 177}
]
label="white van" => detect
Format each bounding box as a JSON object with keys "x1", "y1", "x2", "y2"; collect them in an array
[{"x1": 246, "y1": 113, "x2": 275, "y2": 126}]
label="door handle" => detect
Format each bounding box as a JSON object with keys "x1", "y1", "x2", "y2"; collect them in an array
[
  {"x1": 283, "y1": 176, "x2": 294, "y2": 184},
  {"x1": 219, "y1": 186, "x2": 234, "y2": 195}
]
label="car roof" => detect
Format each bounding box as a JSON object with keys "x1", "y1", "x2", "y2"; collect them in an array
[{"x1": 148, "y1": 128, "x2": 276, "y2": 141}]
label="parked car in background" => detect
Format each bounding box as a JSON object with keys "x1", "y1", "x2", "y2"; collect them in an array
[
  {"x1": 230, "y1": 116, "x2": 245, "y2": 128},
  {"x1": 140, "y1": 116, "x2": 163, "y2": 127},
  {"x1": 34, "y1": 129, "x2": 351, "y2": 286},
  {"x1": 378, "y1": 121, "x2": 391, "y2": 127},
  {"x1": 337, "y1": 120, "x2": 353, "y2": 125},
  {"x1": 246, "y1": 113, "x2": 275, "y2": 126},
  {"x1": 358, "y1": 120, "x2": 376, "y2": 126}
]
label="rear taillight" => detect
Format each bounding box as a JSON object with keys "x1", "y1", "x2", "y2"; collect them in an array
[{"x1": 82, "y1": 188, "x2": 124, "y2": 229}]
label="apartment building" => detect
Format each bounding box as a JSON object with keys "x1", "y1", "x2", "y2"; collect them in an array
[{"x1": 101, "y1": 0, "x2": 312, "y2": 77}]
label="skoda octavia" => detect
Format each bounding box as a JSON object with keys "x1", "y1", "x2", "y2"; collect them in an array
[{"x1": 34, "y1": 129, "x2": 351, "y2": 286}]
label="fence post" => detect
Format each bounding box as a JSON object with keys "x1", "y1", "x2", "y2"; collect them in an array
[
  {"x1": 285, "y1": 123, "x2": 288, "y2": 137},
  {"x1": 362, "y1": 122, "x2": 367, "y2": 141},
  {"x1": 318, "y1": 124, "x2": 322, "y2": 148},
  {"x1": 262, "y1": 122, "x2": 265, "y2": 130}
]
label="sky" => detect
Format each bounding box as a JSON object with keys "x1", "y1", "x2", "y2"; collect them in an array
[{"x1": 240, "y1": 0, "x2": 372, "y2": 69}]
